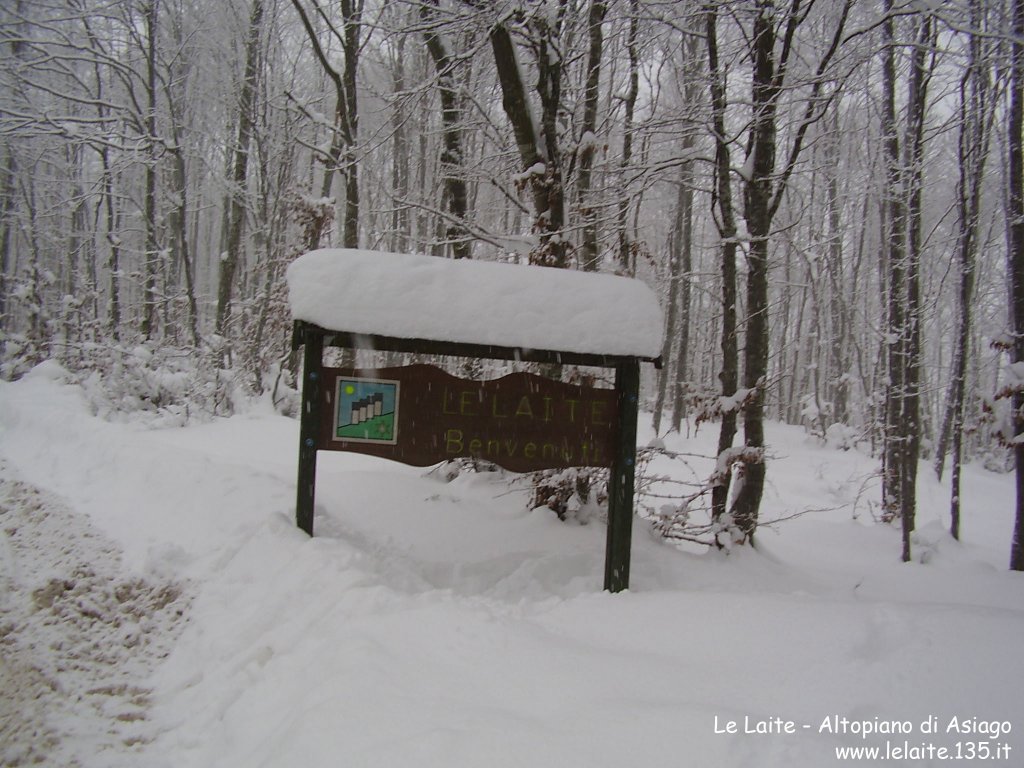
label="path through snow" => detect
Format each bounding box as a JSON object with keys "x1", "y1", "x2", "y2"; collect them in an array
[{"x1": 0, "y1": 461, "x2": 188, "y2": 767}]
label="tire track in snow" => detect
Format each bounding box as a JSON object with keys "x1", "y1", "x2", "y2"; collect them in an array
[{"x1": 0, "y1": 461, "x2": 189, "y2": 767}]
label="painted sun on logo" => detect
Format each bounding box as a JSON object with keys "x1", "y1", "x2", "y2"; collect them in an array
[{"x1": 334, "y1": 377, "x2": 400, "y2": 444}]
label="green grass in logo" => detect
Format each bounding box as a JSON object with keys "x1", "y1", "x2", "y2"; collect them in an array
[{"x1": 337, "y1": 411, "x2": 395, "y2": 442}]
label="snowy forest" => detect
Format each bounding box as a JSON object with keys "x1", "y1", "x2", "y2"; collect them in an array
[{"x1": 2, "y1": 0, "x2": 1024, "y2": 569}]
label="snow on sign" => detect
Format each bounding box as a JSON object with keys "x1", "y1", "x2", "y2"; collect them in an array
[
  {"x1": 288, "y1": 248, "x2": 664, "y2": 592},
  {"x1": 286, "y1": 248, "x2": 664, "y2": 359}
]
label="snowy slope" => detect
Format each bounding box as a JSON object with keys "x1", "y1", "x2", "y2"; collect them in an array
[{"x1": 1, "y1": 364, "x2": 1022, "y2": 767}]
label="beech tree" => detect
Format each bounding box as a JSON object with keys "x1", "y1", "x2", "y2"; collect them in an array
[
  {"x1": 878, "y1": 6, "x2": 937, "y2": 562},
  {"x1": 160, "y1": 0, "x2": 202, "y2": 347},
  {"x1": 460, "y1": 1, "x2": 571, "y2": 266},
  {"x1": 615, "y1": 0, "x2": 640, "y2": 274},
  {"x1": 703, "y1": 0, "x2": 852, "y2": 544},
  {"x1": 140, "y1": 0, "x2": 160, "y2": 340},
  {"x1": 0, "y1": 0, "x2": 28, "y2": 332},
  {"x1": 577, "y1": 0, "x2": 607, "y2": 271},
  {"x1": 652, "y1": 28, "x2": 702, "y2": 440},
  {"x1": 420, "y1": 0, "x2": 472, "y2": 259},
  {"x1": 289, "y1": 0, "x2": 362, "y2": 250},
  {"x1": 933, "y1": 0, "x2": 999, "y2": 545}
]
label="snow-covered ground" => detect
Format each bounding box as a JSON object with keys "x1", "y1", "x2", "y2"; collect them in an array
[{"x1": 1, "y1": 362, "x2": 1022, "y2": 767}]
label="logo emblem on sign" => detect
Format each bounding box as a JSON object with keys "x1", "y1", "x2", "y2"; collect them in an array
[{"x1": 334, "y1": 377, "x2": 399, "y2": 444}]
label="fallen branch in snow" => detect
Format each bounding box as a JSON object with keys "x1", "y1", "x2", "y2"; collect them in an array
[
  {"x1": 635, "y1": 445, "x2": 721, "y2": 547},
  {"x1": 757, "y1": 505, "x2": 845, "y2": 529}
]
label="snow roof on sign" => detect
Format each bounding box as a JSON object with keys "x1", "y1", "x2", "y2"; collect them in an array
[{"x1": 286, "y1": 249, "x2": 664, "y2": 359}]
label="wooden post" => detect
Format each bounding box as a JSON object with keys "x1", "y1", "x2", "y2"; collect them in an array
[
  {"x1": 296, "y1": 327, "x2": 324, "y2": 535},
  {"x1": 605, "y1": 360, "x2": 639, "y2": 592}
]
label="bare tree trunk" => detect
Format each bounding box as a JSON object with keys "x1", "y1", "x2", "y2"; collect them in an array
[
  {"x1": 670, "y1": 161, "x2": 694, "y2": 434},
  {"x1": 785, "y1": 253, "x2": 808, "y2": 425},
  {"x1": 65, "y1": 144, "x2": 87, "y2": 361},
  {"x1": 881, "y1": 8, "x2": 933, "y2": 562},
  {"x1": 729, "y1": 5, "x2": 778, "y2": 540},
  {"x1": 77, "y1": 13, "x2": 123, "y2": 343},
  {"x1": 290, "y1": 0, "x2": 360, "y2": 249},
  {"x1": 577, "y1": 0, "x2": 607, "y2": 271},
  {"x1": 100, "y1": 152, "x2": 122, "y2": 341},
  {"x1": 880, "y1": 3, "x2": 907, "y2": 550},
  {"x1": 532, "y1": 4, "x2": 568, "y2": 267},
  {"x1": 421, "y1": 0, "x2": 471, "y2": 259},
  {"x1": 657, "y1": 27, "x2": 701, "y2": 435},
  {"x1": 0, "y1": 0, "x2": 26, "y2": 333},
  {"x1": 141, "y1": 0, "x2": 159, "y2": 340},
  {"x1": 705, "y1": 5, "x2": 739, "y2": 528},
  {"x1": 162, "y1": 8, "x2": 200, "y2": 346},
  {"x1": 487, "y1": 12, "x2": 568, "y2": 267},
  {"x1": 670, "y1": 30, "x2": 701, "y2": 434},
  {"x1": 0, "y1": 143, "x2": 16, "y2": 331},
  {"x1": 216, "y1": 0, "x2": 264, "y2": 340},
  {"x1": 653, "y1": 177, "x2": 684, "y2": 435},
  {"x1": 340, "y1": 0, "x2": 360, "y2": 248},
  {"x1": 168, "y1": 142, "x2": 200, "y2": 347},
  {"x1": 823, "y1": 114, "x2": 850, "y2": 424},
  {"x1": 898, "y1": 15, "x2": 933, "y2": 559},
  {"x1": 939, "y1": 2, "x2": 994, "y2": 543},
  {"x1": 706, "y1": 0, "x2": 851, "y2": 542},
  {"x1": 390, "y1": 27, "x2": 409, "y2": 254},
  {"x1": 20, "y1": 176, "x2": 48, "y2": 362},
  {"x1": 1008, "y1": 0, "x2": 1024, "y2": 571},
  {"x1": 616, "y1": 0, "x2": 639, "y2": 274}
]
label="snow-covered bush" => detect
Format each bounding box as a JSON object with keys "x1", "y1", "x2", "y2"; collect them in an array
[
  {"x1": 74, "y1": 343, "x2": 245, "y2": 424},
  {"x1": 978, "y1": 387, "x2": 1015, "y2": 473},
  {"x1": 825, "y1": 422, "x2": 861, "y2": 451},
  {"x1": 527, "y1": 467, "x2": 607, "y2": 523},
  {"x1": 634, "y1": 442, "x2": 776, "y2": 548},
  {"x1": 0, "y1": 332, "x2": 44, "y2": 381}
]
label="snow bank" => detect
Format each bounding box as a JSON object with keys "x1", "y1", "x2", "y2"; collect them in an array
[{"x1": 286, "y1": 249, "x2": 664, "y2": 359}]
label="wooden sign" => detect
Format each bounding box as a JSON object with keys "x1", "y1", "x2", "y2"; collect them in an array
[
  {"x1": 292, "y1": 320, "x2": 648, "y2": 592},
  {"x1": 317, "y1": 365, "x2": 618, "y2": 472}
]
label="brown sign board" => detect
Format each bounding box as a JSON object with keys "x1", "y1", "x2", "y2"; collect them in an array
[
  {"x1": 317, "y1": 364, "x2": 619, "y2": 473},
  {"x1": 292, "y1": 318, "x2": 648, "y2": 592}
]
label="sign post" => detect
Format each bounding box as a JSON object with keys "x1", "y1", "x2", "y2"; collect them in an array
[
  {"x1": 295, "y1": 326, "x2": 323, "y2": 536},
  {"x1": 605, "y1": 361, "x2": 639, "y2": 593}
]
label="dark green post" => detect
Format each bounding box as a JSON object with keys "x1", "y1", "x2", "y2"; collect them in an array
[
  {"x1": 296, "y1": 325, "x2": 324, "y2": 536},
  {"x1": 605, "y1": 360, "x2": 639, "y2": 592}
]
